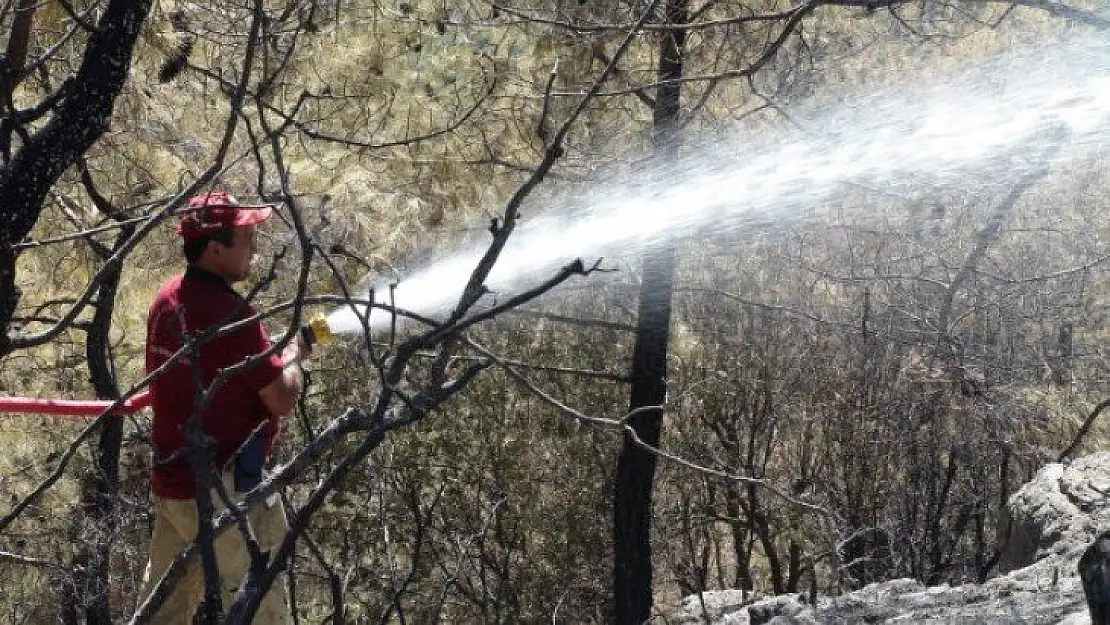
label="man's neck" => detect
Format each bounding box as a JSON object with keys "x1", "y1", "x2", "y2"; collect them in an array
[{"x1": 184, "y1": 264, "x2": 238, "y2": 295}]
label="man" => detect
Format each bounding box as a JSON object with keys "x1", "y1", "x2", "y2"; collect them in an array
[{"x1": 138, "y1": 190, "x2": 308, "y2": 623}]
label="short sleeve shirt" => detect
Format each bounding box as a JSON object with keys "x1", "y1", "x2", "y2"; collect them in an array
[{"x1": 145, "y1": 266, "x2": 285, "y2": 499}]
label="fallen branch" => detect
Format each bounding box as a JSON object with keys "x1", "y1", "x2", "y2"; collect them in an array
[{"x1": 1058, "y1": 397, "x2": 1110, "y2": 462}]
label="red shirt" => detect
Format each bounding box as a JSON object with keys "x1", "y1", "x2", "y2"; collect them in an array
[{"x1": 145, "y1": 266, "x2": 284, "y2": 499}]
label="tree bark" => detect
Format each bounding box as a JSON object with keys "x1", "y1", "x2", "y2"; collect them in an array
[
  {"x1": 0, "y1": 0, "x2": 153, "y2": 350},
  {"x1": 75, "y1": 226, "x2": 132, "y2": 622},
  {"x1": 1080, "y1": 532, "x2": 1110, "y2": 625},
  {"x1": 612, "y1": 1, "x2": 686, "y2": 622}
]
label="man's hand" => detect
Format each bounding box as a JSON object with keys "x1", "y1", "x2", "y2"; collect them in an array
[
  {"x1": 282, "y1": 331, "x2": 311, "y2": 367},
  {"x1": 264, "y1": 333, "x2": 311, "y2": 416}
]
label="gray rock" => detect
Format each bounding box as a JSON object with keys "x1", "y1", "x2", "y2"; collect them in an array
[
  {"x1": 665, "y1": 589, "x2": 757, "y2": 624},
  {"x1": 749, "y1": 595, "x2": 807, "y2": 624},
  {"x1": 662, "y1": 452, "x2": 1110, "y2": 624},
  {"x1": 999, "y1": 453, "x2": 1110, "y2": 573}
]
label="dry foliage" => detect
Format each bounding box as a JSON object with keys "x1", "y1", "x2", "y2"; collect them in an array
[{"x1": 1, "y1": 0, "x2": 1107, "y2": 622}]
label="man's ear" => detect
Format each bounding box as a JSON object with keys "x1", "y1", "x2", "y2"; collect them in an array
[{"x1": 202, "y1": 239, "x2": 222, "y2": 261}]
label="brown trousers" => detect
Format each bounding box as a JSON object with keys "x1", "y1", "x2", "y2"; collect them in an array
[{"x1": 137, "y1": 476, "x2": 290, "y2": 624}]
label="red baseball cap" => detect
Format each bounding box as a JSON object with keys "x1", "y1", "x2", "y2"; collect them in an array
[{"x1": 175, "y1": 190, "x2": 275, "y2": 239}]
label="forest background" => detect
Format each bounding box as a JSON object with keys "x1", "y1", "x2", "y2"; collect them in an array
[{"x1": 2, "y1": 0, "x2": 1110, "y2": 623}]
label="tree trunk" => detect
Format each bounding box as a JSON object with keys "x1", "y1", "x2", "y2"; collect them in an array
[
  {"x1": 0, "y1": 0, "x2": 153, "y2": 348},
  {"x1": 724, "y1": 488, "x2": 755, "y2": 591},
  {"x1": 0, "y1": 247, "x2": 18, "y2": 355},
  {"x1": 1080, "y1": 532, "x2": 1110, "y2": 625},
  {"x1": 74, "y1": 227, "x2": 131, "y2": 623},
  {"x1": 612, "y1": 1, "x2": 686, "y2": 622}
]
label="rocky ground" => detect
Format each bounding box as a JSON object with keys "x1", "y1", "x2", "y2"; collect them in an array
[{"x1": 660, "y1": 453, "x2": 1110, "y2": 624}]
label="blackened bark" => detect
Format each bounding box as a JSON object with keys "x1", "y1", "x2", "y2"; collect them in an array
[
  {"x1": 75, "y1": 227, "x2": 132, "y2": 623},
  {"x1": 0, "y1": 0, "x2": 153, "y2": 349},
  {"x1": 1, "y1": 0, "x2": 39, "y2": 161},
  {"x1": 724, "y1": 488, "x2": 755, "y2": 591},
  {"x1": 613, "y1": 248, "x2": 676, "y2": 624},
  {"x1": 612, "y1": 1, "x2": 686, "y2": 623},
  {"x1": 5, "y1": 0, "x2": 38, "y2": 77},
  {"x1": 750, "y1": 483, "x2": 786, "y2": 594},
  {"x1": 787, "y1": 541, "x2": 803, "y2": 593},
  {"x1": 1080, "y1": 532, "x2": 1110, "y2": 625},
  {"x1": 0, "y1": 247, "x2": 18, "y2": 355}
]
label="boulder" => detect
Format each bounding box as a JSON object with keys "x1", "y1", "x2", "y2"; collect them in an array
[
  {"x1": 661, "y1": 452, "x2": 1110, "y2": 624},
  {"x1": 998, "y1": 453, "x2": 1110, "y2": 573}
]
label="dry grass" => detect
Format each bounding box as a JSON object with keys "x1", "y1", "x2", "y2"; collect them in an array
[{"x1": 3, "y1": 0, "x2": 1109, "y2": 619}]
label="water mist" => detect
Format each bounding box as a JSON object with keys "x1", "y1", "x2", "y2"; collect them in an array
[{"x1": 326, "y1": 36, "x2": 1110, "y2": 338}]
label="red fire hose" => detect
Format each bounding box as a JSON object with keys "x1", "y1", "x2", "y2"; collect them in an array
[
  {"x1": 0, "y1": 389, "x2": 152, "y2": 417},
  {"x1": 0, "y1": 315, "x2": 333, "y2": 418}
]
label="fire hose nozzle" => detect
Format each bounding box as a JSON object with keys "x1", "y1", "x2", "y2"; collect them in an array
[{"x1": 300, "y1": 314, "x2": 334, "y2": 347}]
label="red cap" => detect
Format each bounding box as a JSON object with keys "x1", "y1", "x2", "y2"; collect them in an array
[{"x1": 176, "y1": 191, "x2": 275, "y2": 239}]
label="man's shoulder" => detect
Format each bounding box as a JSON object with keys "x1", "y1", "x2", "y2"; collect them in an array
[{"x1": 150, "y1": 273, "x2": 186, "y2": 307}]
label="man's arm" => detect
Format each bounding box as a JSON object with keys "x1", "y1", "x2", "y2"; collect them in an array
[{"x1": 259, "y1": 335, "x2": 309, "y2": 416}]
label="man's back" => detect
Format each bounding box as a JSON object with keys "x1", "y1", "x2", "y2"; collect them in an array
[{"x1": 145, "y1": 266, "x2": 283, "y2": 499}]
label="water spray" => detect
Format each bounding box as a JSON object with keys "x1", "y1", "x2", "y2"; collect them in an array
[
  {"x1": 327, "y1": 36, "x2": 1110, "y2": 337},
  {"x1": 9, "y1": 36, "x2": 1110, "y2": 412}
]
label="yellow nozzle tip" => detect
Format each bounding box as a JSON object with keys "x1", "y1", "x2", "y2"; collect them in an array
[{"x1": 307, "y1": 314, "x2": 333, "y2": 346}]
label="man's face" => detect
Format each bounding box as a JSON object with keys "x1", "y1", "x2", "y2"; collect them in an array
[{"x1": 209, "y1": 225, "x2": 257, "y2": 282}]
